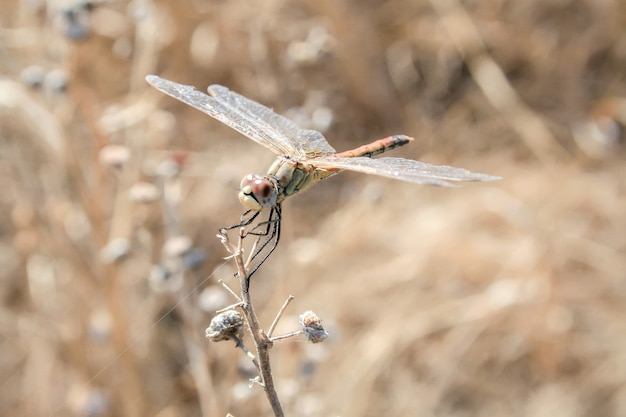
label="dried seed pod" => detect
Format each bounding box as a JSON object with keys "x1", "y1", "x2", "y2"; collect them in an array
[
  {"x1": 299, "y1": 310, "x2": 328, "y2": 343},
  {"x1": 206, "y1": 310, "x2": 244, "y2": 343}
]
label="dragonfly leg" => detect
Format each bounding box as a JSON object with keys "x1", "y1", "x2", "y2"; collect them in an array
[
  {"x1": 219, "y1": 209, "x2": 260, "y2": 234},
  {"x1": 248, "y1": 206, "x2": 281, "y2": 260},
  {"x1": 244, "y1": 205, "x2": 282, "y2": 285},
  {"x1": 219, "y1": 206, "x2": 282, "y2": 287},
  {"x1": 246, "y1": 211, "x2": 278, "y2": 237}
]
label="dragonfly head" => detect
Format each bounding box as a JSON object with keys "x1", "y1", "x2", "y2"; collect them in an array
[{"x1": 239, "y1": 174, "x2": 278, "y2": 211}]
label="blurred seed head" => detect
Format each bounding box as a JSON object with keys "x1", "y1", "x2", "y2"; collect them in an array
[
  {"x1": 573, "y1": 113, "x2": 622, "y2": 159},
  {"x1": 299, "y1": 310, "x2": 328, "y2": 343},
  {"x1": 62, "y1": 12, "x2": 89, "y2": 40},
  {"x1": 100, "y1": 238, "x2": 130, "y2": 263},
  {"x1": 148, "y1": 263, "x2": 183, "y2": 293},
  {"x1": 98, "y1": 105, "x2": 125, "y2": 135},
  {"x1": 206, "y1": 310, "x2": 243, "y2": 342},
  {"x1": 98, "y1": 144, "x2": 131, "y2": 169},
  {"x1": 128, "y1": 182, "x2": 160, "y2": 203},
  {"x1": 155, "y1": 158, "x2": 182, "y2": 178},
  {"x1": 190, "y1": 22, "x2": 218, "y2": 67},
  {"x1": 284, "y1": 92, "x2": 333, "y2": 134},
  {"x1": 20, "y1": 65, "x2": 45, "y2": 89},
  {"x1": 44, "y1": 69, "x2": 70, "y2": 94},
  {"x1": 311, "y1": 106, "x2": 333, "y2": 132},
  {"x1": 88, "y1": 308, "x2": 112, "y2": 343},
  {"x1": 181, "y1": 247, "x2": 206, "y2": 270},
  {"x1": 57, "y1": 0, "x2": 94, "y2": 40},
  {"x1": 67, "y1": 385, "x2": 109, "y2": 417},
  {"x1": 286, "y1": 24, "x2": 333, "y2": 66},
  {"x1": 127, "y1": 0, "x2": 149, "y2": 22},
  {"x1": 162, "y1": 235, "x2": 193, "y2": 258},
  {"x1": 198, "y1": 286, "x2": 230, "y2": 313}
]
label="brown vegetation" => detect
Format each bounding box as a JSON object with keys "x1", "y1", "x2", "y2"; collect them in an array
[{"x1": 1, "y1": 0, "x2": 625, "y2": 416}]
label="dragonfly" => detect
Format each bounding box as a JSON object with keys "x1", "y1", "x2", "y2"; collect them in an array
[{"x1": 146, "y1": 75, "x2": 500, "y2": 280}]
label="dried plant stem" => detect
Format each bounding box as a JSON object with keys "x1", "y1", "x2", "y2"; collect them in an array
[
  {"x1": 215, "y1": 301, "x2": 245, "y2": 314},
  {"x1": 267, "y1": 295, "x2": 295, "y2": 338},
  {"x1": 219, "y1": 229, "x2": 284, "y2": 417},
  {"x1": 270, "y1": 330, "x2": 303, "y2": 342},
  {"x1": 218, "y1": 279, "x2": 243, "y2": 302}
]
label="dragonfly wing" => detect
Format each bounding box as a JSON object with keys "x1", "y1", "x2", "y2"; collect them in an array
[
  {"x1": 208, "y1": 85, "x2": 336, "y2": 158},
  {"x1": 293, "y1": 129, "x2": 337, "y2": 159},
  {"x1": 312, "y1": 156, "x2": 501, "y2": 187},
  {"x1": 147, "y1": 75, "x2": 297, "y2": 156}
]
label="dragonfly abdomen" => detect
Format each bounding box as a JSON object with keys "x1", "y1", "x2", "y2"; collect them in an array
[{"x1": 332, "y1": 134, "x2": 414, "y2": 158}]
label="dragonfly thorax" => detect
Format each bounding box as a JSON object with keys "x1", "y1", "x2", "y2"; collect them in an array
[{"x1": 239, "y1": 174, "x2": 279, "y2": 211}]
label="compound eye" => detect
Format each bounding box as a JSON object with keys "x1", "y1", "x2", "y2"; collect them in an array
[
  {"x1": 238, "y1": 175, "x2": 277, "y2": 210},
  {"x1": 254, "y1": 181, "x2": 274, "y2": 199},
  {"x1": 240, "y1": 174, "x2": 258, "y2": 190}
]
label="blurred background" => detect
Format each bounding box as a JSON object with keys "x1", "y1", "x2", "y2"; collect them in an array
[{"x1": 1, "y1": 0, "x2": 625, "y2": 416}]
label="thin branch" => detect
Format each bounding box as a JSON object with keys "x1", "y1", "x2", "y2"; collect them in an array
[
  {"x1": 267, "y1": 295, "x2": 295, "y2": 338},
  {"x1": 216, "y1": 302, "x2": 244, "y2": 314},
  {"x1": 217, "y1": 228, "x2": 284, "y2": 417},
  {"x1": 245, "y1": 235, "x2": 261, "y2": 268},
  {"x1": 218, "y1": 279, "x2": 242, "y2": 303},
  {"x1": 270, "y1": 330, "x2": 303, "y2": 342}
]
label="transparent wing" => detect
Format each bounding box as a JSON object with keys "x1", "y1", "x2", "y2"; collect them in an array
[
  {"x1": 311, "y1": 156, "x2": 501, "y2": 187},
  {"x1": 146, "y1": 75, "x2": 336, "y2": 158},
  {"x1": 208, "y1": 85, "x2": 336, "y2": 158}
]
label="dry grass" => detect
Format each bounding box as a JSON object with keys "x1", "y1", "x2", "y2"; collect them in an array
[{"x1": 1, "y1": 0, "x2": 625, "y2": 416}]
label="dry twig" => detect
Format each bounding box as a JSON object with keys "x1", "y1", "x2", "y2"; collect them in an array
[{"x1": 216, "y1": 228, "x2": 285, "y2": 417}]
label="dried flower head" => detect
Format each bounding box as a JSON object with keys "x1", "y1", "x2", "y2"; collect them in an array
[
  {"x1": 206, "y1": 310, "x2": 244, "y2": 343},
  {"x1": 299, "y1": 310, "x2": 328, "y2": 343}
]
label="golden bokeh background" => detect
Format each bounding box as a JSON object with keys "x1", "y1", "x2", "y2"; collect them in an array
[{"x1": 1, "y1": 0, "x2": 625, "y2": 416}]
